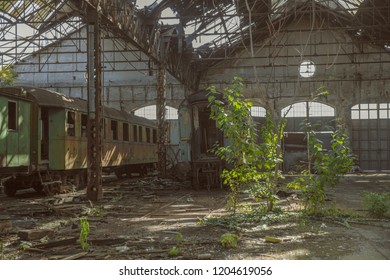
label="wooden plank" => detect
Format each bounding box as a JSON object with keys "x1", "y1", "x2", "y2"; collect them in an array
[
  {"x1": 62, "y1": 252, "x2": 89, "y2": 260},
  {"x1": 35, "y1": 237, "x2": 78, "y2": 249},
  {"x1": 18, "y1": 229, "x2": 55, "y2": 241}
]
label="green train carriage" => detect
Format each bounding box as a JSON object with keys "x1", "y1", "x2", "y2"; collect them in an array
[{"x1": 0, "y1": 87, "x2": 158, "y2": 196}]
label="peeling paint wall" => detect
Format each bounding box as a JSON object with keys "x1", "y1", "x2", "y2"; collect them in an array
[{"x1": 200, "y1": 18, "x2": 390, "y2": 171}]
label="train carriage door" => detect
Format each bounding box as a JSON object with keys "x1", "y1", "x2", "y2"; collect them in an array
[
  {"x1": 5, "y1": 100, "x2": 19, "y2": 166},
  {"x1": 41, "y1": 108, "x2": 49, "y2": 161},
  {"x1": 4, "y1": 99, "x2": 31, "y2": 167}
]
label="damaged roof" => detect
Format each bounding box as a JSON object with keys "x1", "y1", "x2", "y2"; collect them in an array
[{"x1": 1, "y1": 0, "x2": 389, "y2": 82}]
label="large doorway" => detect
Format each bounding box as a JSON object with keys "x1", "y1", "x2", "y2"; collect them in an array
[
  {"x1": 281, "y1": 101, "x2": 335, "y2": 172},
  {"x1": 351, "y1": 103, "x2": 390, "y2": 171}
]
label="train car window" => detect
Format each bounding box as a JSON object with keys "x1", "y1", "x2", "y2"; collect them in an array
[
  {"x1": 111, "y1": 120, "x2": 118, "y2": 140},
  {"x1": 103, "y1": 119, "x2": 106, "y2": 139},
  {"x1": 153, "y1": 129, "x2": 157, "y2": 144},
  {"x1": 81, "y1": 114, "x2": 87, "y2": 137},
  {"x1": 7, "y1": 101, "x2": 17, "y2": 130},
  {"x1": 139, "y1": 126, "x2": 143, "y2": 142},
  {"x1": 66, "y1": 111, "x2": 75, "y2": 136},
  {"x1": 133, "y1": 125, "x2": 138, "y2": 142},
  {"x1": 123, "y1": 123, "x2": 129, "y2": 141},
  {"x1": 146, "y1": 127, "x2": 151, "y2": 143}
]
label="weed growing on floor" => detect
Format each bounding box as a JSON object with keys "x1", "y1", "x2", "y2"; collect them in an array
[
  {"x1": 220, "y1": 232, "x2": 239, "y2": 248},
  {"x1": 362, "y1": 192, "x2": 390, "y2": 218},
  {"x1": 18, "y1": 241, "x2": 32, "y2": 251},
  {"x1": 168, "y1": 232, "x2": 184, "y2": 257},
  {"x1": 288, "y1": 125, "x2": 354, "y2": 215},
  {"x1": 79, "y1": 217, "x2": 90, "y2": 251},
  {"x1": 82, "y1": 200, "x2": 105, "y2": 217},
  {"x1": 203, "y1": 207, "x2": 302, "y2": 230}
]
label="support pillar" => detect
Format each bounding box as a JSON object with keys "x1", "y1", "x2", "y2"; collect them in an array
[
  {"x1": 86, "y1": 7, "x2": 103, "y2": 201},
  {"x1": 157, "y1": 63, "x2": 167, "y2": 176}
]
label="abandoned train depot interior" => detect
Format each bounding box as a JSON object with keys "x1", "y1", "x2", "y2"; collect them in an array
[{"x1": 0, "y1": 0, "x2": 389, "y2": 261}]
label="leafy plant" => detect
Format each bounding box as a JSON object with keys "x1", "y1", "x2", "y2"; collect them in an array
[
  {"x1": 167, "y1": 232, "x2": 184, "y2": 257},
  {"x1": 82, "y1": 200, "x2": 105, "y2": 217},
  {"x1": 79, "y1": 217, "x2": 91, "y2": 251},
  {"x1": 208, "y1": 77, "x2": 285, "y2": 213},
  {"x1": 220, "y1": 232, "x2": 239, "y2": 248},
  {"x1": 204, "y1": 209, "x2": 300, "y2": 230},
  {"x1": 167, "y1": 246, "x2": 181, "y2": 257},
  {"x1": 0, "y1": 65, "x2": 18, "y2": 86},
  {"x1": 208, "y1": 77, "x2": 260, "y2": 213},
  {"x1": 362, "y1": 192, "x2": 390, "y2": 218},
  {"x1": 19, "y1": 241, "x2": 32, "y2": 251},
  {"x1": 248, "y1": 114, "x2": 286, "y2": 212},
  {"x1": 288, "y1": 125, "x2": 355, "y2": 214}
]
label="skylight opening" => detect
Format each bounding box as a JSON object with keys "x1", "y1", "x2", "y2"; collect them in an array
[
  {"x1": 163, "y1": 8, "x2": 179, "y2": 24},
  {"x1": 186, "y1": 12, "x2": 240, "y2": 50},
  {"x1": 136, "y1": 0, "x2": 158, "y2": 9}
]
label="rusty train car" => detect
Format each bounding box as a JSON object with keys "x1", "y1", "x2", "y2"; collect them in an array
[{"x1": 0, "y1": 87, "x2": 157, "y2": 196}]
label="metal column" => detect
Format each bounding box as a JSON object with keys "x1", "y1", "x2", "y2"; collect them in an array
[
  {"x1": 157, "y1": 63, "x2": 167, "y2": 176},
  {"x1": 86, "y1": 8, "x2": 103, "y2": 200}
]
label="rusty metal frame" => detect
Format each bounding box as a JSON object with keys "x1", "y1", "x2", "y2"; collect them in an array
[
  {"x1": 156, "y1": 63, "x2": 167, "y2": 176},
  {"x1": 2, "y1": 1, "x2": 390, "y2": 87},
  {"x1": 86, "y1": 6, "x2": 103, "y2": 201}
]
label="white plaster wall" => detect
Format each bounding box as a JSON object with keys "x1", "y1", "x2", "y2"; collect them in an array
[{"x1": 13, "y1": 26, "x2": 187, "y2": 111}]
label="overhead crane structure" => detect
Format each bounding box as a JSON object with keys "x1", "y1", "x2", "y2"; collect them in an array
[{"x1": 1, "y1": 0, "x2": 390, "y2": 199}]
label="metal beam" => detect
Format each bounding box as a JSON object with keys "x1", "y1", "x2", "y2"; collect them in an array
[
  {"x1": 86, "y1": 6, "x2": 103, "y2": 201},
  {"x1": 157, "y1": 63, "x2": 167, "y2": 176}
]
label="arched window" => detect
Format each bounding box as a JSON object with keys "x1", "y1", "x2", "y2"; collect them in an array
[
  {"x1": 281, "y1": 102, "x2": 335, "y2": 118},
  {"x1": 250, "y1": 106, "x2": 266, "y2": 117},
  {"x1": 134, "y1": 105, "x2": 178, "y2": 120}
]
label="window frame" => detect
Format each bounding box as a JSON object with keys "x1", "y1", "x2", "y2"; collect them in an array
[
  {"x1": 111, "y1": 120, "x2": 118, "y2": 140},
  {"x1": 7, "y1": 100, "x2": 17, "y2": 131},
  {"x1": 81, "y1": 114, "x2": 87, "y2": 138},
  {"x1": 66, "y1": 110, "x2": 76, "y2": 136},
  {"x1": 123, "y1": 122, "x2": 129, "y2": 141},
  {"x1": 133, "y1": 125, "x2": 138, "y2": 142},
  {"x1": 138, "y1": 126, "x2": 143, "y2": 142}
]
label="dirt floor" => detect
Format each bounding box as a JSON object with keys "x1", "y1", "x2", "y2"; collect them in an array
[{"x1": 0, "y1": 173, "x2": 389, "y2": 260}]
